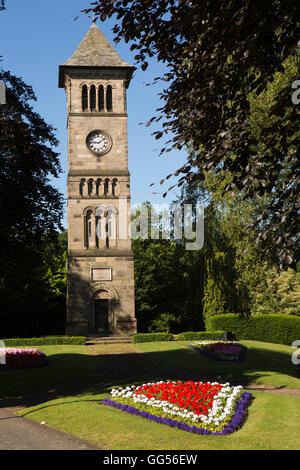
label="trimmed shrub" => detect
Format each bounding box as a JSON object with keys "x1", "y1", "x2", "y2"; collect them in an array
[
  {"x1": 132, "y1": 333, "x2": 174, "y2": 343},
  {"x1": 1, "y1": 337, "x2": 86, "y2": 346},
  {"x1": 176, "y1": 331, "x2": 224, "y2": 341},
  {"x1": 206, "y1": 314, "x2": 300, "y2": 346}
]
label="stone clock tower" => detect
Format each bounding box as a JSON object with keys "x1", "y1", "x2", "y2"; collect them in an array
[{"x1": 59, "y1": 22, "x2": 137, "y2": 336}]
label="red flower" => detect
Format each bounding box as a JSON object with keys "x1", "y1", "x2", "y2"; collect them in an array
[{"x1": 133, "y1": 381, "x2": 222, "y2": 416}]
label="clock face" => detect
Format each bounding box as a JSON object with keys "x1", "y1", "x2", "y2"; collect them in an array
[{"x1": 86, "y1": 130, "x2": 112, "y2": 155}]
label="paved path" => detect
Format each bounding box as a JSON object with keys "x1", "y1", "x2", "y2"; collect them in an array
[{"x1": 0, "y1": 407, "x2": 101, "y2": 450}]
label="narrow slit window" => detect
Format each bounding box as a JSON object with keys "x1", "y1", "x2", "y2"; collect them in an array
[
  {"x1": 96, "y1": 178, "x2": 101, "y2": 196},
  {"x1": 88, "y1": 178, "x2": 93, "y2": 196},
  {"x1": 95, "y1": 215, "x2": 101, "y2": 248},
  {"x1": 79, "y1": 178, "x2": 85, "y2": 196},
  {"x1": 106, "y1": 216, "x2": 110, "y2": 249},
  {"x1": 106, "y1": 85, "x2": 113, "y2": 112},
  {"x1": 82, "y1": 85, "x2": 88, "y2": 111},
  {"x1": 98, "y1": 85, "x2": 104, "y2": 111},
  {"x1": 85, "y1": 210, "x2": 93, "y2": 248},
  {"x1": 90, "y1": 85, "x2": 96, "y2": 111},
  {"x1": 104, "y1": 178, "x2": 109, "y2": 196}
]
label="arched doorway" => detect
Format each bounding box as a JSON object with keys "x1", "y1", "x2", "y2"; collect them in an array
[
  {"x1": 88, "y1": 283, "x2": 119, "y2": 335},
  {"x1": 94, "y1": 291, "x2": 110, "y2": 334}
]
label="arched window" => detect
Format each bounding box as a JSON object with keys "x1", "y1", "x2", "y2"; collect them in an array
[
  {"x1": 112, "y1": 178, "x2": 118, "y2": 196},
  {"x1": 98, "y1": 85, "x2": 104, "y2": 111},
  {"x1": 106, "y1": 85, "x2": 113, "y2": 112},
  {"x1": 82, "y1": 85, "x2": 88, "y2": 111},
  {"x1": 85, "y1": 210, "x2": 93, "y2": 248},
  {"x1": 90, "y1": 85, "x2": 96, "y2": 111},
  {"x1": 79, "y1": 178, "x2": 85, "y2": 196}
]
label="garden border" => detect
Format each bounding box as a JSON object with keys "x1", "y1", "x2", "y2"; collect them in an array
[
  {"x1": 188, "y1": 343, "x2": 248, "y2": 362},
  {"x1": 101, "y1": 392, "x2": 253, "y2": 435}
]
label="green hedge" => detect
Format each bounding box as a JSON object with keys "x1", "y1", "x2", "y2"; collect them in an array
[
  {"x1": 206, "y1": 314, "x2": 300, "y2": 346},
  {"x1": 1, "y1": 337, "x2": 86, "y2": 346},
  {"x1": 132, "y1": 331, "x2": 225, "y2": 343},
  {"x1": 132, "y1": 333, "x2": 174, "y2": 343},
  {"x1": 176, "y1": 331, "x2": 224, "y2": 341}
]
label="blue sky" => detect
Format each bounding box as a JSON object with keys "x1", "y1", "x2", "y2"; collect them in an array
[{"x1": 0, "y1": 0, "x2": 187, "y2": 228}]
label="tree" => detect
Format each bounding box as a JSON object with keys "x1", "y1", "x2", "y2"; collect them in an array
[
  {"x1": 133, "y1": 238, "x2": 188, "y2": 332},
  {"x1": 84, "y1": 1, "x2": 300, "y2": 269},
  {"x1": 0, "y1": 230, "x2": 67, "y2": 337},
  {"x1": 203, "y1": 252, "x2": 236, "y2": 318},
  {"x1": 204, "y1": 169, "x2": 271, "y2": 312},
  {"x1": 252, "y1": 267, "x2": 300, "y2": 316},
  {"x1": 132, "y1": 187, "x2": 243, "y2": 332},
  {"x1": 0, "y1": 0, "x2": 6, "y2": 59},
  {"x1": 132, "y1": 202, "x2": 188, "y2": 332},
  {"x1": 202, "y1": 59, "x2": 300, "y2": 310},
  {"x1": 0, "y1": 70, "x2": 63, "y2": 272},
  {"x1": 172, "y1": 181, "x2": 239, "y2": 324},
  {"x1": 0, "y1": 70, "x2": 64, "y2": 336}
]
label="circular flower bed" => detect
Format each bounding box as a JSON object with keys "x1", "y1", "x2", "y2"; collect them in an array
[
  {"x1": 0, "y1": 348, "x2": 48, "y2": 370},
  {"x1": 101, "y1": 380, "x2": 252, "y2": 435},
  {"x1": 189, "y1": 341, "x2": 248, "y2": 362}
]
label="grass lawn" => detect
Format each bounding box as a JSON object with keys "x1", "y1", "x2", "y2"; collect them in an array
[
  {"x1": 133, "y1": 340, "x2": 300, "y2": 390},
  {"x1": 13, "y1": 339, "x2": 300, "y2": 450},
  {"x1": 18, "y1": 389, "x2": 300, "y2": 450},
  {"x1": 0, "y1": 345, "x2": 96, "y2": 399}
]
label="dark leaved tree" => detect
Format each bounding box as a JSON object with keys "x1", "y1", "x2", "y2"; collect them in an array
[
  {"x1": 0, "y1": 70, "x2": 64, "y2": 337},
  {"x1": 84, "y1": 0, "x2": 300, "y2": 269}
]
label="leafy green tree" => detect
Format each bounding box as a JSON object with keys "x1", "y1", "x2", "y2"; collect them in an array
[
  {"x1": 174, "y1": 182, "x2": 239, "y2": 322},
  {"x1": 133, "y1": 237, "x2": 188, "y2": 333},
  {"x1": 0, "y1": 231, "x2": 67, "y2": 338},
  {"x1": 205, "y1": 170, "x2": 270, "y2": 313},
  {"x1": 201, "y1": 58, "x2": 300, "y2": 312},
  {"x1": 252, "y1": 268, "x2": 300, "y2": 316},
  {"x1": 40, "y1": 230, "x2": 67, "y2": 304},
  {"x1": 203, "y1": 252, "x2": 235, "y2": 318},
  {"x1": 132, "y1": 183, "x2": 240, "y2": 333}
]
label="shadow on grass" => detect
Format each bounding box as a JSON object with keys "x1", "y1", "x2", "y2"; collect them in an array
[
  {"x1": 0, "y1": 342, "x2": 298, "y2": 410},
  {"x1": 0, "y1": 351, "x2": 96, "y2": 401}
]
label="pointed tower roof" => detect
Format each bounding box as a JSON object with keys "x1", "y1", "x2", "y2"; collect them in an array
[
  {"x1": 59, "y1": 23, "x2": 135, "y2": 87},
  {"x1": 64, "y1": 23, "x2": 131, "y2": 68}
]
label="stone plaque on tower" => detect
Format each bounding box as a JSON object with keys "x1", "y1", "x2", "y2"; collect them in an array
[{"x1": 58, "y1": 21, "x2": 137, "y2": 336}]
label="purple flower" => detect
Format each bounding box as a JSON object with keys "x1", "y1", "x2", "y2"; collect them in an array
[{"x1": 101, "y1": 392, "x2": 252, "y2": 435}]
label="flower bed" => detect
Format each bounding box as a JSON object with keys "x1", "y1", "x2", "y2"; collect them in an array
[
  {"x1": 101, "y1": 380, "x2": 252, "y2": 435},
  {"x1": 0, "y1": 348, "x2": 48, "y2": 370},
  {"x1": 189, "y1": 341, "x2": 247, "y2": 362}
]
